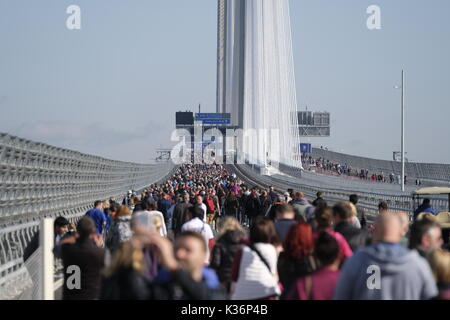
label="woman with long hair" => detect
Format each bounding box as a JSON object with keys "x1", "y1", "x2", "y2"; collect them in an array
[
  {"x1": 231, "y1": 217, "x2": 281, "y2": 300},
  {"x1": 277, "y1": 222, "x2": 317, "y2": 297},
  {"x1": 209, "y1": 217, "x2": 247, "y2": 295},
  {"x1": 224, "y1": 192, "x2": 239, "y2": 218},
  {"x1": 100, "y1": 240, "x2": 151, "y2": 300},
  {"x1": 285, "y1": 232, "x2": 342, "y2": 300},
  {"x1": 105, "y1": 205, "x2": 133, "y2": 253}
]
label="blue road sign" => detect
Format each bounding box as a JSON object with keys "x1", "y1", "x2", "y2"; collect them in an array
[
  {"x1": 202, "y1": 119, "x2": 231, "y2": 125},
  {"x1": 195, "y1": 113, "x2": 231, "y2": 120},
  {"x1": 300, "y1": 143, "x2": 312, "y2": 153}
]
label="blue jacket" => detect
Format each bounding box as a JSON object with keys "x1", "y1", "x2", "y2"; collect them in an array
[
  {"x1": 157, "y1": 198, "x2": 173, "y2": 221},
  {"x1": 153, "y1": 267, "x2": 221, "y2": 290},
  {"x1": 85, "y1": 208, "x2": 106, "y2": 234},
  {"x1": 414, "y1": 204, "x2": 437, "y2": 219}
]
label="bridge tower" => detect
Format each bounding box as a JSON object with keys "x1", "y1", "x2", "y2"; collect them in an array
[{"x1": 216, "y1": 0, "x2": 302, "y2": 169}]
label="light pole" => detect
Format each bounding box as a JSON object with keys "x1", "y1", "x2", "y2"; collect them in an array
[{"x1": 395, "y1": 70, "x2": 405, "y2": 191}]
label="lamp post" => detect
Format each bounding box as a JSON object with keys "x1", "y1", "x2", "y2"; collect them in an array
[{"x1": 395, "y1": 70, "x2": 405, "y2": 192}]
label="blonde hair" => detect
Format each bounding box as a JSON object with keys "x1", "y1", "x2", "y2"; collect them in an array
[
  {"x1": 103, "y1": 241, "x2": 144, "y2": 277},
  {"x1": 345, "y1": 202, "x2": 357, "y2": 217},
  {"x1": 218, "y1": 216, "x2": 245, "y2": 238},
  {"x1": 151, "y1": 215, "x2": 163, "y2": 234},
  {"x1": 429, "y1": 249, "x2": 450, "y2": 283},
  {"x1": 103, "y1": 200, "x2": 110, "y2": 209},
  {"x1": 416, "y1": 212, "x2": 438, "y2": 222}
]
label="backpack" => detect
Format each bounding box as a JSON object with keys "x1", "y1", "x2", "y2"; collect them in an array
[{"x1": 205, "y1": 198, "x2": 215, "y2": 214}]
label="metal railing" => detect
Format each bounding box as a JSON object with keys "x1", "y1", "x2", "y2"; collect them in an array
[
  {"x1": 230, "y1": 163, "x2": 449, "y2": 218},
  {"x1": 0, "y1": 132, "x2": 176, "y2": 298},
  {"x1": 310, "y1": 148, "x2": 450, "y2": 182}
]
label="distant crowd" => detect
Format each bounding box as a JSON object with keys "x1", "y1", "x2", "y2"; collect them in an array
[
  {"x1": 301, "y1": 154, "x2": 422, "y2": 185},
  {"x1": 25, "y1": 164, "x2": 449, "y2": 300}
]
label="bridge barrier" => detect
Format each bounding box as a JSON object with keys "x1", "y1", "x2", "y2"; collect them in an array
[
  {"x1": 231, "y1": 163, "x2": 449, "y2": 220},
  {"x1": 0, "y1": 132, "x2": 176, "y2": 299},
  {"x1": 310, "y1": 148, "x2": 450, "y2": 182}
]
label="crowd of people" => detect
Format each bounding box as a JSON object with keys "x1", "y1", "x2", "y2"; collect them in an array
[
  {"x1": 301, "y1": 154, "x2": 418, "y2": 185},
  {"x1": 36, "y1": 163, "x2": 449, "y2": 300}
]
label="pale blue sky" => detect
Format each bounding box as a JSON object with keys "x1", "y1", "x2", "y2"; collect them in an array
[{"x1": 0, "y1": 0, "x2": 449, "y2": 163}]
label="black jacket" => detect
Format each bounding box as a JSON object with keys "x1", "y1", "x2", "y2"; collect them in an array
[
  {"x1": 100, "y1": 268, "x2": 152, "y2": 300},
  {"x1": 239, "y1": 194, "x2": 249, "y2": 213},
  {"x1": 133, "y1": 202, "x2": 143, "y2": 213},
  {"x1": 156, "y1": 269, "x2": 226, "y2": 300},
  {"x1": 277, "y1": 252, "x2": 317, "y2": 296},
  {"x1": 312, "y1": 197, "x2": 324, "y2": 207},
  {"x1": 269, "y1": 191, "x2": 278, "y2": 203},
  {"x1": 209, "y1": 230, "x2": 245, "y2": 285},
  {"x1": 101, "y1": 268, "x2": 226, "y2": 300},
  {"x1": 172, "y1": 202, "x2": 193, "y2": 235},
  {"x1": 61, "y1": 238, "x2": 106, "y2": 300},
  {"x1": 245, "y1": 196, "x2": 261, "y2": 217},
  {"x1": 224, "y1": 198, "x2": 239, "y2": 216},
  {"x1": 334, "y1": 221, "x2": 371, "y2": 252},
  {"x1": 267, "y1": 203, "x2": 283, "y2": 220},
  {"x1": 260, "y1": 195, "x2": 272, "y2": 216}
]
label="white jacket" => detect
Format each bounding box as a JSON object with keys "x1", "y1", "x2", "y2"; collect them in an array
[{"x1": 232, "y1": 243, "x2": 280, "y2": 300}]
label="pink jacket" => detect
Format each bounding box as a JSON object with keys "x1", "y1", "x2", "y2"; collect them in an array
[
  {"x1": 313, "y1": 229, "x2": 353, "y2": 260},
  {"x1": 286, "y1": 267, "x2": 340, "y2": 300}
]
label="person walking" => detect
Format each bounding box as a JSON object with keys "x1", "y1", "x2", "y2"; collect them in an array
[
  {"x1": 274, "y1": 204, "x2": 297, "y2": 242},
  {"x1": 231, "y1": 218, "x2": 281, "y2": 300},
  {"x1": 85, "y1": 200, "x2": 107, "y2": 235},
  {"x1": 224, "y1": 192, "x2": 239, "y2": 218},
  {"x1": 290, "y1": 192, "x2": 314, "y2": 223},
  {"x1": 244, "y1": 189, "x2": 262, "y2": 227},
  {"x1": 105, "y1": 205, "x2": 133, "y2": 254},
  {"x1": 333, "y1": 212, "x2": 438, "y2": 300},
  {"x1": 285, "y1": 232, "x2": 342, "y2": 300},
  {"x1": 277, "y1": 222, "x2": 317, "y2": 296},
  {"x1": 209, "y1": 217, "x2": 247, "y2": 295},
  {"x1": 171, "y1": 193, "x2": 192, "y2": 237},
  {"x1": 313, "y1": 206, "x2": 353, "y2": 261},
  {"x1": 333, "y1": 202, "x2": 370, "y2": 252},
  {"x1": 312, "y1": 192, "x2": 324, "y2": 207},
  {"x1": 409, "y1": 219, "x2": 443, "y2": 259},
  {"x1": 349, "y1": 194, "x2": 367, "y2": 228},
  {"x1": 181, "y1": 206, "x2": 215, "y2": 264},
  {"x1": 61, "y1": 217, "x2": 106, "y2": 300}
]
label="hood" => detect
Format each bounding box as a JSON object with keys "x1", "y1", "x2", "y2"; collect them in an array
[
  {"x1": 362, "y1": 242, "x2": 419, "y2": 274},
  {"x1": 293, "y1": 198, "x2": 309, "y2": 205}
]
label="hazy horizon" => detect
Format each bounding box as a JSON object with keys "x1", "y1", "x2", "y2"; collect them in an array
[{"x1": 1, "y1": 0, "x2": 449, "y2": 164}]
